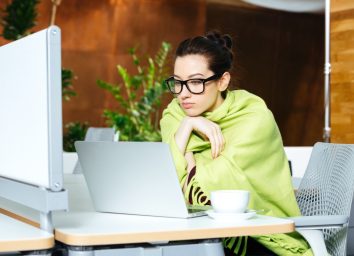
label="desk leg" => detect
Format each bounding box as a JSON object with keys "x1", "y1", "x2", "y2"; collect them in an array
[
  {"x1": 161, "y1": 239, "x2": 225, "y2": 256},
  {"x1": 66, "y1": 240, "x2": 224, "y2": 256},
  {"x1": 40, "y1": 211, "x2": 53, "y2": 233},
  {"x1": 67, "y1": 246, "x2": 94, "y2": 256},
  {"x1": 22, "y1": 250, "x2": 51, "y2": 256}
]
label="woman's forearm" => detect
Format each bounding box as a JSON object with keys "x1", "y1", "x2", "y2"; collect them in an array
[
  {"x1": 174, "y1": 117, "x2": 193, "y2": 154},
  {"x1": 182, "y1": 152, "x2": 196, "y2": 192}
]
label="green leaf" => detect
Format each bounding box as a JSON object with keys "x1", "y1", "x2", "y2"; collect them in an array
[
  {"x1": 63, "y1": 122, "x2": 89, "y2": 152},
  {"x1": 117, "y1": 65, "x2": 131, "y2": 89},
  {"x1": 146, "y1": 58, "x2": 155, "y2": 90},
  {"x1": 131, "y1": 75, "x2": 143, "y2": 89},
  {"x1": 129, "y1": 47, "x2": 136, "y2": 55},
  {"x1": 1, "y1": 0, "x2": 40, "y2": 40},
  {"x1": 62, "y1": 68, "x2": 77, "y2": 101},
  {"x1": 155, "y1": 41, "x2": 171, "y2": 69},
  {"x1": 130, "y1": 92, "x2": 136, "y2": 100}
]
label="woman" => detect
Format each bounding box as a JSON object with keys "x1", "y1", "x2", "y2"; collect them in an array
[{"x1": 160, "y1": 31, "x2": 313, "y2": 255}]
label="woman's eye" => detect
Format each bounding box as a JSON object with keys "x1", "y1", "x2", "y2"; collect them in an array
[
  {"x1": 174, "y1": 81, "x2": 182, "y2": 86},
  {"x1": 189, "y1": 80, "x2": 202, "y2": 85}
]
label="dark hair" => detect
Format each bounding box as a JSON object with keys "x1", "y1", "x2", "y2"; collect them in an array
[
  {"x1": 175, "y1": 31, "x2": 234, "y2": 97},
  {"x1": 176, "y1": 31, "x2": 233, "y2": 76}
]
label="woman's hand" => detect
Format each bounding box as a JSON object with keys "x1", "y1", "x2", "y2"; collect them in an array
[
  {"x1": 175, "y1": 116, "x2": 224, "y2": 159},
  {"x1": 189, "y1": 117, "x2": 225, "y2": 159}
]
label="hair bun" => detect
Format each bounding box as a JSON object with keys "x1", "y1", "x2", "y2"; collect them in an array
[
  {"x1": 222, "y1": 35, "x2": 233, "y2": 50},
  {"x1": 205, "y1": 31, "x2": 233, "y2": 51}
]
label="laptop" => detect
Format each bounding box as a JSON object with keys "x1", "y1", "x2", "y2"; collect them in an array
[{"x1": 74, "y1": 141, "x2": 209, "y2": 218}]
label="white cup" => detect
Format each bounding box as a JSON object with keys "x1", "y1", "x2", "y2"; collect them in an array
[{"x1": 210, "y1": 190, "x2": 250, "y2": 213}]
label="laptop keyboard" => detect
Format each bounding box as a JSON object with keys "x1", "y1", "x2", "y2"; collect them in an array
[
  {"x1": 187, "y1": 205, "x2": 211, "y2": 213},
  {"x1": 188, "y1": 208, "x2": 205, "y2": 213}
]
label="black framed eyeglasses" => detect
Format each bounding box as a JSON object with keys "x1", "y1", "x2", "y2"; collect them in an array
[{"x1": 164, "y1": 74, "x2": 222, "y2": 95}]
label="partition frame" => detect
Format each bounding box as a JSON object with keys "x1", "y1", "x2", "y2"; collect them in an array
[
  {"x1": 0, "y1": 26, "x2": 68, "y2": 233},
  {"x1": 323, "y1": 0, "x2": 331, "y2": 142}
]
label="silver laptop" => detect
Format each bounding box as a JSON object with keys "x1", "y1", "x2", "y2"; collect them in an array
[{"x1": 74, "y1": 141, "x2": 209, "y2": 218}]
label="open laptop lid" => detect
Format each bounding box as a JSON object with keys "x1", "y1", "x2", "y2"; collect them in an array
[{"x1": 75, "y1": 141, "x2": 193, "y2": 218}]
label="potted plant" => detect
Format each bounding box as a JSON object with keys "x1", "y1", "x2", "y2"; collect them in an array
[{"x1": 97, "y1": 42, "x2": 171, "y2": 141}]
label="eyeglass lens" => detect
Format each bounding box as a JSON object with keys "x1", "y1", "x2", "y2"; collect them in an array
[{"x1": 168, "y1": 79, "x2": 204, "y2": 94}]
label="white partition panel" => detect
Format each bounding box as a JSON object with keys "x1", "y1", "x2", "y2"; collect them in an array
[{"x1": 0, "y1": 26, "x2": 63, "y2": 191}]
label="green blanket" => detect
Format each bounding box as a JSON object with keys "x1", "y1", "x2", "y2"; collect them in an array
[{"x1": 160, "y1": 90, "x2": 313, "y2": 255}]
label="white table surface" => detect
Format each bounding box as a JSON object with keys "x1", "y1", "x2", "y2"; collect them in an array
[
  {"x1": 53, "y1": 210, "x2": 294, "y2": 246},
  {"x1": 0, "y1": 174, "x2": 294, "y2": 247},
  {"x1": 0, "y1": 213, "x2": 53, "y2": 252}
]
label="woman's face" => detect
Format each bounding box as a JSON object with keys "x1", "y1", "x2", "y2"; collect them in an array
[{"x1": 174, "y1": 54, "x2": 227, "y2": 117}]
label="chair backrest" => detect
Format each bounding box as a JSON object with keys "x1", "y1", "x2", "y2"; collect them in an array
[
  {"x1": 296, "y1": 142, "x2": 354, "y2": 256},
  {"x1": 84, "y1": 127, "x2": 119, "y2": 142},
  {"x1": 73, "y1": 127, "x2": 119, "y2": 174}
]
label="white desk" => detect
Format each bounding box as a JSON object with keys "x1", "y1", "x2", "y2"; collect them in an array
[
  {"x1": 0, "y1": 213, "x2": 53, "y2": 253},
  {"x1": 0, "y1": 174, "x2": 294, "y2": 255},
  {"x1": 53, "y1": 211, "x2": 294, "y2": 246}
]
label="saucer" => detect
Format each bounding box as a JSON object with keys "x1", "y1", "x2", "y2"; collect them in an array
[{"x1": 206, "y1": 209, "x2": 256, "y2": 221}]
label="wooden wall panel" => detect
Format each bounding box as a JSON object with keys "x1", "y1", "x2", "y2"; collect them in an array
[
  {"x1": 54, "y1": 0, "x2": 205, "y2": 127},
  {"x1": 1, "y1": 1, "x2": 328, "y2": 145},
  {"x1": 331, "y1": 0, "x2": 354, "y2": 143},
  {"x1": 0, "y1": 0, "x2": 205, "y2": 128},
  {"x1": 207, "y1": 3, "x2": 324, "y2": 146}
]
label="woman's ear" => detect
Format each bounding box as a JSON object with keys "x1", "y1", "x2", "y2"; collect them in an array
[{"x1": 217, "y1": 72, "x2": 231, "y2": 92}]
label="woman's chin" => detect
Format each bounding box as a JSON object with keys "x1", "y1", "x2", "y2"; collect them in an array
[{"x1": 183, "y1": 109, "x2": 202, "y2": 117}]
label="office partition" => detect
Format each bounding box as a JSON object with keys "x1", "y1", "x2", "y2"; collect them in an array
[{"x1": 0, "y1": 26, "x2": 68, "y2": 232}]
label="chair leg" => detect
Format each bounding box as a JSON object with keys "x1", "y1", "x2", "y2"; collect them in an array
[{"x1": 297, "y1": 229, "x2": 328, "y2": 256}]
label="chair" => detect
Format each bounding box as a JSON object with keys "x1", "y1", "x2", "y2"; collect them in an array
[
  {"x1": 84, "y1": 127, "x2": 119, "y2": 142},
  {"x1": 289, "y1": 142, "x2": 354, "y2": 256},
  {"x1": 73, "y1": 127, "x2": 119, "y2": 174}
]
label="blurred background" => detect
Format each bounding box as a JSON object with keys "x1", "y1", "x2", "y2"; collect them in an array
[{"x1": 0, "y1": 0, "x2": 352, "y2": 148}]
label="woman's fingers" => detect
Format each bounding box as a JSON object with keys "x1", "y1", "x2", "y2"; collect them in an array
[
  {"x1": 221, "y1": 133, "x2": 225, "y2": 152},
  {"x1": 213, "y1": 126, "x2": 220, "y2": 158},
  {"x1": 210, "y1": 133, "x2": 216, "y2": 158},
  {"x1": 190, "y1": 117, "x2": 224, "y2": 158},
  {"x1": 216, "y1": 125, "x2": 223, "y2": 157},
  {"x1": 210, "y1": 124, "x2": 223, "y2": 158}
]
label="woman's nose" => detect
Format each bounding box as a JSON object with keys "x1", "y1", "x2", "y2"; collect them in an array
[{"x1": 179, "y1": 84, "x2": 191, "y2": 98}]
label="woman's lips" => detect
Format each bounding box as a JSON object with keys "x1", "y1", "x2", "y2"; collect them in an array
[{"x1": 182, "y1": 102, "x2": 193, "y2": 109}]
